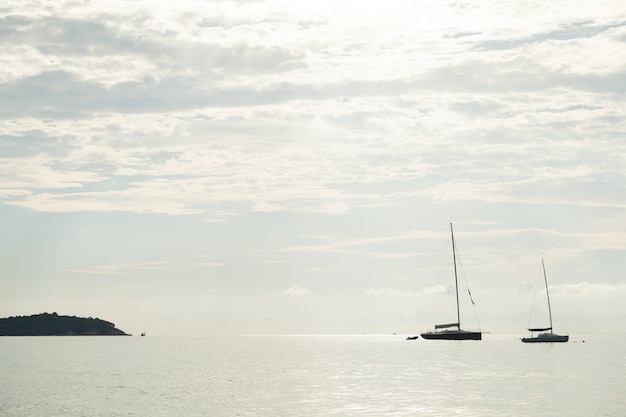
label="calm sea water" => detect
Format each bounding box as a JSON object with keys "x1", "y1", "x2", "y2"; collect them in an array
[{"x1": 1, "y1": 333, "x2": 624, "y2": 416}]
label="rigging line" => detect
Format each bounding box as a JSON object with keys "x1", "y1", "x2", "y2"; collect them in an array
[
  {"x1": 454, "y1": 237, "x2": 481, "y2": 330},
  {"x1": 430, "y1": 232, "x2": 452, "y2": 326},
  {"x1": 527, "y1": 261, "x2": 542, "y2": 328},
  {"x1": 463, "y1": 273, "x2": 482, "y2": 329}
]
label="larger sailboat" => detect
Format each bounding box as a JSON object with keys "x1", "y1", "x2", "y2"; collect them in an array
[
  {"x1": 521, "y1": 259, "x2": 568, "y2": 343},
  {"x1": 420, "y1": 223, "x2": 482, "y2": 341}
]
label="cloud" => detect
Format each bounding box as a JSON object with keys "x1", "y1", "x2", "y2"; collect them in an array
[
  {"x1": 422, "y1": 285, "x2": 447, "y2": 295},
  {"x1": 282, "y1": 231, "x2": 438, "y2": 254},
  {"x1": 365, "y1": 287, "x2": 412, "y2": 296},
  {"x1": 550, "y1": 282, "x2": 626, "y2": 297},
  {"x1": 282, "y1": 286, "x2": 310, "y2": 296},
  {"x1": 3, "y1": 3, "x2": 626, "y2": 217},
  {"x1": 365, "y1": 285, "x2": 445, "y2": 297},
  {"x1": 66, "y1": 261, "x2": 167, "y2": 275},
  {"x1": 6, "y1": 189, "x2": 201, "y2": 215}
]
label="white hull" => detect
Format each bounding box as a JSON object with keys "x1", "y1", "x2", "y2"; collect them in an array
[{"x1": 522, "y1": 333, "x2": 569, "y2": 343}]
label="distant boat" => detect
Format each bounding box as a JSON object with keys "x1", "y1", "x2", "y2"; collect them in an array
[
  {"x1": 521, "y1": 259, "x2": 568, "y2": 343},
  {"x1": 420, "y1": 223, "x2": 482, "y2": 341},
  {"x1": 141, "y1": 332, "x2": 146, "y2": 337},
  {"x1": 406, "y1": 335, "x2": 419, "y2": 340}
]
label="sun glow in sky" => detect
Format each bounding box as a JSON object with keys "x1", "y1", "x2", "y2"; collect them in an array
[{"x1": 2, "y1": 0, "x2": 626, "y2": 335}]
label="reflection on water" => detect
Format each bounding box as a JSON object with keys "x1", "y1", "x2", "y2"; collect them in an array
[{"x1": 0, "y1": 334, "x2": 623, "y2": 416}]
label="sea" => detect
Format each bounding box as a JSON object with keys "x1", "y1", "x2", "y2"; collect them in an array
[{"x1": 1, "y1": 333, "x2": 624, "y2": 417}]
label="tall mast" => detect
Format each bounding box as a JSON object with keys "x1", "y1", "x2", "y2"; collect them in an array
[
  {"x1": 542, "y1": 258, "x2": 553, "y2": 333},
  {"x1": 451, "y1": 223, "x2": 461, "y2": 329}
]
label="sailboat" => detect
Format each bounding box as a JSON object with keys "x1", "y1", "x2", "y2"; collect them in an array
[
  {"x1": 521, "y1": 259, "x2": 568, "y2": 343},
  {"x1": 420, "y1": 223, "x2": 482, "y2": 341}
]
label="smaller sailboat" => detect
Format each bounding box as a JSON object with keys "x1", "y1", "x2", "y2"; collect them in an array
[
  {"x1": 521, "y1": 259, "x2": 568, "y2": 343},
  {"x1": 420, "y1": 223, "x2": 482, "y2": 341}
]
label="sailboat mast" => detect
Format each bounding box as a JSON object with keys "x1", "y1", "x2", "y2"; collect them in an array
[
  {"x1": 542, "y1": 258, "x2": 554, "y2": 333},
  {"x1": 451, "y1": 223, "x2": 461, "y2": 329}
]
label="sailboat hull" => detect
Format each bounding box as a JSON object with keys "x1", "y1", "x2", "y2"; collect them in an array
[
  {"x1": 521, "y1": 333, "x2": 568, "y2": 343},
  {"x1": 420, "y1": 330, "x2": 482, "y2": 340}
]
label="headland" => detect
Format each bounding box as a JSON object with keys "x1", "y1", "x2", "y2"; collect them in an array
[{"x1": 0, "y1": 312, "x2": 130, "y2": 336}]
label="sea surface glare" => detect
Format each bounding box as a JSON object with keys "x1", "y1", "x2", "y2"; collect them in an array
[{"x1": 1, "y1": 334, "x2": 624, "y2": 416}]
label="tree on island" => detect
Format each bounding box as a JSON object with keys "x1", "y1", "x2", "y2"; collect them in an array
[{"x1": 0, "y1": 312, "x2": 130, "y2": 336}]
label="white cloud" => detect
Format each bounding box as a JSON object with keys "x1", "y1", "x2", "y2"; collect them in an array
[
  {"x1": 282, "y1": 286, "x2": 310, "y2": 296},
  {"x1": 282, "y1": 231, "x2": 439, "y2": 254},
  {"x1": 551, "y1": 282, "x2": 626, "y2": 297},
  {"x1": 66, "y1": 261, "x2": 167, "y2": 275},
  {"x1": 366, "y1": 287, "x2": 404, "y2": 296},
  {"x1": 365, "y1": 285, "x2": 445, "y2": 297},
  {"x1": 422, "y1": 285, "x2": 447, "y2": 295}
]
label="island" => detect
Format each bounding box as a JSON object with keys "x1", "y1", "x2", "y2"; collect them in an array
[{"x1": 0, "y1": 312, "x2": 130, "y2": 336}]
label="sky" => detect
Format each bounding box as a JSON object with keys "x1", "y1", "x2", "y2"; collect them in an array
[{"x1": 1, "y1": 0, "x2": 626, "y2": 336}]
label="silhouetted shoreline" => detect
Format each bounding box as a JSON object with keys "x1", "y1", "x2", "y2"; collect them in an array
[{"x1": 0, "y1": 312, "x2": 130, "y2": 336}]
